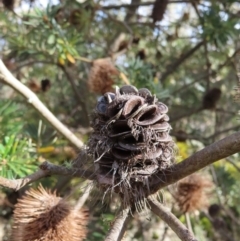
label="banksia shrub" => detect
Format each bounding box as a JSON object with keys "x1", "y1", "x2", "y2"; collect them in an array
[
  {"x1": 174, "y1": 173, "x2": 213, "y2": 213},
  {"x1": 88, "y1": 85, "x2": 174, "y2": 208},
  {"x1": 88, "y1": 58, "x2": 119, "y2": 94},
  {"x1": 11, "y1": 185, "x2": 88, "y2": 241}
]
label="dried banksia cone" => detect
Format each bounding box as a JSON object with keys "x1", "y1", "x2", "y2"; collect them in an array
[
  {"x1": 2, "y1": 0, "x2": 15, "y2": 10},
  {"x1": 202, "y1": 88, "x2": 221, "y2": 110},
  {"x1": 88, "y1": 85, "x2": 174, "y2": 208},
  {"x1": 136, "y1": 49, "x2": 146, "y2": 60},
  {"x1": 174, "y1": 173, "x2": 213, "y2": 213},
  {"x1": 88, "y1": 58, "x2": 119, "y2": 94},
  {"x1": 151, "y1": 0, "x2": 168, "y2": 23},
  {"x1": 11, "y1": 185, "x2": 88, "y2": 241},
  {"x1": 208, "y1": 203, "x2": 221, "y2": 218},
  {"x1": 41, "y1": 79, "x2": 51, "y2": 92},
  {"x1": 175, "y1": 130, "x2": 187, "y2": 142}
]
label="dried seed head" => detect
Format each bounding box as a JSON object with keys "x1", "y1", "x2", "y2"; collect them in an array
[
  {"x1": 174, "y1": 173, "x2": 213, "y2": 213},
  {"x1": 28, "y1": 80, "x2": 41, "y2": 93},
  {"x1": 88, "y1": 58, "x2": 119, "y2": 94},
  {"x1": 118, "y1": 40, "x2": 129, "y2": 51},
  {"x1": 136, "y1": 49, "x2": 146, "y2": 60},
  {"x1": 202, "y1": 88, "x2": 221, "y2": 110},
  {"x1": 2, "y1": 0, "x2": 15, "y2": 10},
  {"x1": 175, "y1": 130, "x2": 187, "y2": 142},
  {"x1": 151, "y1": 0, "x2": 168, "y2": 23},
  {"x1": 41, "y1": 79, "x2": 51, "y2": 92},
  {"x1": 88, "y1": 85, "x2": 174, "y2": 208},
  {"x1": 208, "y1": 203, "x2": 221, "y2": 218},
  {"x1": 11, "y1": 185, "x2": 88, "y2": 241}
]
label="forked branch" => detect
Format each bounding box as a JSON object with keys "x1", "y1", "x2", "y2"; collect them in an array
[{"x1": 0, "y1": 161, "x2": 95, "y2": 190}]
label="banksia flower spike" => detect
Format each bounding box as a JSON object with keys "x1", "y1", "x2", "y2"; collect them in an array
[
  {"x1": 88, "y1": 85, "x2": 174, "y2": 209},
  {"x1": 174, "y1": 173, "x2": 213, "y2": 213},
  {"x1": 11, "y1": 185, "x2": 88, "y2": 241},
  {"x1": 88, "y1": 58, "x2": 119, "y2": 94}
]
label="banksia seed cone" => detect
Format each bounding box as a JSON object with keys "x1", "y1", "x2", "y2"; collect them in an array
[
  {"x1": 88, "y1": 58, "x2": 119, "y2": 94},
  {"x1": 2, "y1": 0, "x2": 15, "y2": 10},
  {"x1": 151, "y1": 0, "x2": 168, "y2": 23},
  {"x1": 174, "y1": 173, "x2": 213, "y2": 213},
  {"x1": 88, "y1": 85, "x2": 174, "y2": 207},
  {"x1": 41, "y1": 79, "x2": 51, "y2": 92},
  {"x1": 11, "y1": 185, "x2": 88, "y2": 241},
  {"x1": 136, "y1": 49, "x2": 146, "y2": 60},
  {"x1": 202, "y1": 88, "x2": 221, "y2": 110},
  {"x1": 175, "y1": 130, "x2": 187, "y2": 142},
  {"x1": 208, "y1": 203, "x2": 221, "y2": 218}
]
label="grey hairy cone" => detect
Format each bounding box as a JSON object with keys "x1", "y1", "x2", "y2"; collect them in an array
[{"x1": 88, "y1": 85, "x2": 174, "y2": 208}]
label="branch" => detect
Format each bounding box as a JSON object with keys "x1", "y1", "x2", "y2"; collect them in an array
[
  {"x1": 150, "y1": 131, "x2": 240, "y2": 193},
  {"x1": 0, "y1": 161, "x2": 95, "y2": 191},
  {"x1": 102, "y1": 0, "x2": 191, "y2": 9},
  {"x1": 171, "y1": 48, "x2": 240, "y2": 96},
  {"x1": 160, "y1": 41, "x2": 204, "y2": 83},
  {"x1": 206, "y1": 124, "x2": 240, "y2": 140},
  {"x1": 104, "y1": 207, "x2": 131, "y2": 241},
  {"x1": 170, "y1": 106, "x2": 203, "y2": 123},
  {"x1": 0, "y1": 59, "x2": 84, "y2": 149},
  {"x1": 148, "y1": 197, "x2": 198, "y2": 241}
]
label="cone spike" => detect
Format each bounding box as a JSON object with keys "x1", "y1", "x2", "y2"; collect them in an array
[{"x1": 107, "y1": 93, "x2": 112, "y2": 103}]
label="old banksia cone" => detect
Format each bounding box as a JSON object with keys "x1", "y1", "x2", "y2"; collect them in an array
[
  {"x1": 174, "y1": 173, "x2": 213, "y2": 213},
  {"x1": 11, "y1": 185, "x2": 88, "y2": 241},
  {"x1": 151, "y1": 0, "x2": 168, "y2": 23},
  {"x1": 88, "y1": 85, "x2": 174, "y2": 208},
  {"x1": 88, "y1": 58, "x2": 119, "y2": 94},
  {"x1": 202, "y1": 87, "x2": 221, "y2": 110}
]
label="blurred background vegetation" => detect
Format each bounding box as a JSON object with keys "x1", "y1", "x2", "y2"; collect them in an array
[{"x1": 0, "y1": 0, "x2": 240, "y2": 240}]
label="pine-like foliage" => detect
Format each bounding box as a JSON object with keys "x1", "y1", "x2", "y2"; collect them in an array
[
  {"x1": 88, "y1": 85, "x2": 174, "y2": 208},
  {"x1": 11, "y1": 185, "x2": 89, "y2": 241}
]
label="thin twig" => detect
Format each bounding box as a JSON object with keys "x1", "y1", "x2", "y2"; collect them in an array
[
  {"x1": 59, "y1": 65, "x2": 90, "y2": 125},
  {"x1": 74, "y1": 181, "x2": 93, "y2": 211},
  {"x1": 102, "y1": 0, "x2": 190, "y2": 10},
  {"x1": 104, "y1": 207, "x2": 131, "y2": 241},
  {"x1": 171, "y1": 48, "x2": 240, "y2": 96},
  {"x1": 160, "y1": 41, "x2": 204, "y2": 83},
  {"x1": 0, "y1": 59, "x2": 84, "y2": 149},
  {"x1": 0, "y1": 161, "x2": 95, "y2": 190},
  {"x1": 226, "y1": 158, "x2": 240, "y2": 173},
  {"x1": 185, "y1": 213, "x2": 194, "y2": 234},
  {"x1": 148, "y1": 197, "x2": 198, "y2": 241},
  {"x1": 160, "y1": 226, "x2": 169, "y2": 241}
]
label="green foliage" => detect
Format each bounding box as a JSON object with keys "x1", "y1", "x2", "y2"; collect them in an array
[
  {"x1": 0, "y1": 101, "x2": 24, "y2": 137},
  {"x1": 0, "y1": 135, "x2": 37, "y2": 178},
  {"x1": 202, "y1": 4, "x2": 238, "y2": 47},
  {"x1": 118, "y1": 58, "x2": 170, "y2": 99}
]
